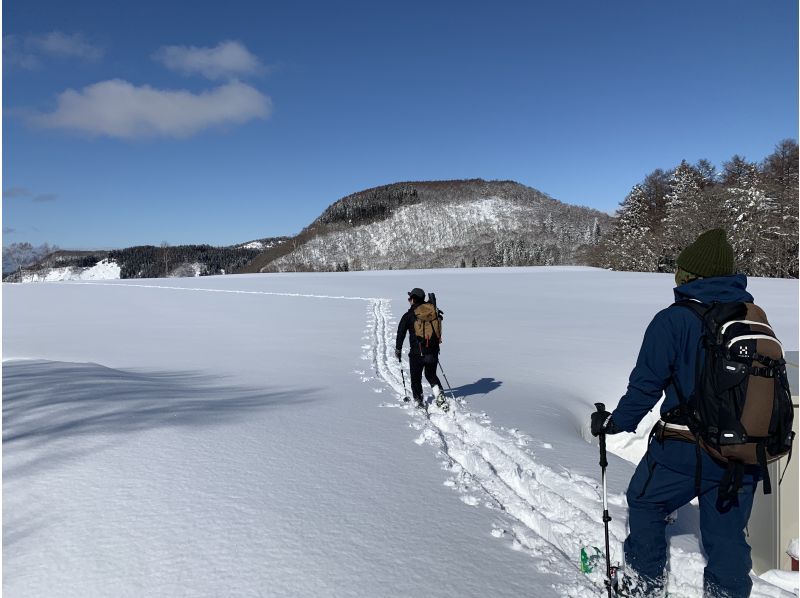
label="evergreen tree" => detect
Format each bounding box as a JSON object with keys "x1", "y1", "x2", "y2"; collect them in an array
[
  {"x1": 605, "y1": 185, "x2": 657, "y2": 272},
  {"x1": 660, "y1": 161, "x2": 706, "y2": 270},
  {"x1": 642, "y1": 168, "x2": 671, "y2": 224},
  {"x1": 722, "y1": 163, "x2": 777, "y2": 276}
]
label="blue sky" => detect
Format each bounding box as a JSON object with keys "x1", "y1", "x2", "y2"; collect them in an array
[{"x1": 3, "y1": 0, "x2": 798, "y2": 249}]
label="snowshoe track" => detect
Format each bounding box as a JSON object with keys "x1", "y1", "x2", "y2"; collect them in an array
[{"x1": 366, "y1": 298, "x2": 614, "y2": 595}]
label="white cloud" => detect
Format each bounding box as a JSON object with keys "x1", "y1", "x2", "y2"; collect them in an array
[
  {"x1": 3, "y1": 32, "x2": 102, "y2": 69},
  {"x1": 153, "y1": 41, "x2": 264, "y2": 80},
  {"x1": 32, "y1": 79, "x2": 272, "y2": 139}
]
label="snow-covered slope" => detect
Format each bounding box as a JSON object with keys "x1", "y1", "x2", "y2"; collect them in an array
[
  {"x1": 243, "y1": 179, "x2": 612, "y2": 273},
  {"x1": 16, "y1": 258, "x2": 122, "y2": 282},
  {"x1": 266, "y1": 197, "x2": 603, "y2": 272},
  {"x1": 3, "y1": 268, "x2": 796, "y2": 597}
]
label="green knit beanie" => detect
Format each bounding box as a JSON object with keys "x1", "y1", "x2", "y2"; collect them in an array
[{"x1": 676, "y1": 228, "x2": 735, "y2": 278}]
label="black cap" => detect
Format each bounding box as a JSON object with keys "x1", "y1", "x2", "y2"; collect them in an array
[{"x1": 408, "y1": 288, "x2": 425, "y2": 301}]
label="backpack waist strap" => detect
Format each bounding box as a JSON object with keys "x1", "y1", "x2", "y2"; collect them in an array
[{"x1": 653, "y1": 420, "x2": 696, "y2": 444}]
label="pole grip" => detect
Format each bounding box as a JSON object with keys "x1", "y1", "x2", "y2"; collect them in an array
[{"x1": 594, "y1": 403, "x2": 608, "y2": 468}]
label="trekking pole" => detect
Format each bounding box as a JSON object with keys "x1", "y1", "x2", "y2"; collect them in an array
[
  {"x1": 437, "y1": 358, "x2": 455, "y2": 396},
  {"x1": 594, "y1": 403, "x2": 613, "y2": 598},
  {"x1": 399, "y1": 358, "x2": 410, "y2": 402}
]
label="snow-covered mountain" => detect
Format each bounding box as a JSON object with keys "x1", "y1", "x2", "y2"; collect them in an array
[{"x1": 243, "y1": 179, "x2": 613, "y2": 273}]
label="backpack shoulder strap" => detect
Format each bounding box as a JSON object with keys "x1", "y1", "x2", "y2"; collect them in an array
[
  {"x1": 671, "y1": 299, "x2": 708, "y2": 320},
  {"x1": 665, "y1": 300, "x2": 710, "y2": 407}
]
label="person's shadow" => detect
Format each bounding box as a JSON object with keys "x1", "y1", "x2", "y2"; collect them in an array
[{"x1": 450, "y1": 377, "x2": 502, "y2": 398}]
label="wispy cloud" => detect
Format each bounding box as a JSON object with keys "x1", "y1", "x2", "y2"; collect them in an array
[
  {"x1": 153, "y1": 41, "x2": 265, "y2": 80},
  {"x1": 3, "y1": 187, "x2": 33, "y2": 199},
  {"x1": 3, "y1": 227, "x2": 17, "y2": 234},
  {"x1": 3, "y1": 32, "x2": 103, "y2": 69},
  {"x1": 32, "y1": 79, "x2": 272, "y2": 139},
  {"x1": 3, "y1": 188, "x2": 59, "y2": 202},
  {"x1": 33, "y1": 32, "x2": 103, "y2": 60},
  {"x1": 3, "y1": 36, "x2": 39, "y2": 69}
]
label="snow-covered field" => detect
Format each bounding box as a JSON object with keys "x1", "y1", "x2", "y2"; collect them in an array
[{"x1": 3, "y1": 267, "x2": 797, "y2": 597}]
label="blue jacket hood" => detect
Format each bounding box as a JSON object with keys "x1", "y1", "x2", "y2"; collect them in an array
[{"x1": 673, "y1": 273, "x2": 753, "y2": 304}]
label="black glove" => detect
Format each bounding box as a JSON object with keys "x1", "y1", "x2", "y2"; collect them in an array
[
  {"x1": 591, "y1": 410, "x2": 621, "y2": 436},
  {"x1": 394, "y1": 348, "x2": 402, "y2": 361}
]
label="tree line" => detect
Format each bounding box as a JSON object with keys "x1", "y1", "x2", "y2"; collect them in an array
[
  {"x1": 3, "y1": 243, "x2": 270, "y2": 281},
  {"x1": 108, "y1": 245, "x2": 263, "y2": 278},
  {"x1": 589, "y1": 139, "x2": 798, "y2": 278}
]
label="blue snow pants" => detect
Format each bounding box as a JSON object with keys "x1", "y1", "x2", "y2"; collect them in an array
[{"x1": 624, "y1": 437, "x2": 758, "y2": 598}]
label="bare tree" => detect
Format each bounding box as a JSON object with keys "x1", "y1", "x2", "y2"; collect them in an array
[{"x1": 161, "y1": 241, "x2": 170, "y2": 277}]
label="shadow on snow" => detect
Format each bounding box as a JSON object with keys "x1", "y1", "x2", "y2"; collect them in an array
[
  {"x1": 450, "y1": 377, "x2": 503, "y2": 398},
  {"x1": 3, "y1": 359, "x2": 320, "y2": 469},
  {"x1": 2, "y1": 359, "x2": 321, "y2": 551}
]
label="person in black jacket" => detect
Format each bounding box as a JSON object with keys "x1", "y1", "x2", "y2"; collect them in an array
[{"x1": 395, "y1": 287, "x2": 446, "y2": 410}]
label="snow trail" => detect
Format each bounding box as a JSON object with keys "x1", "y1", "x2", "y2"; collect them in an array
[
  {"x1": 65, "y1": 281, "x2": 382, "y2": 301},
  {"x1": 366, "y1": 298, "x2": 609, "y2": 595}
]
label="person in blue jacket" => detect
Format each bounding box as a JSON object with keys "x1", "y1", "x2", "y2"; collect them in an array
[{"x1": 591, "y1": 229, "x2": 759, "y2": 598}]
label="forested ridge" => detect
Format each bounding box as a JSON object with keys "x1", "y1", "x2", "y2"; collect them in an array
[
  {"x1": 245, "y1": 179, "x2": 610, "y2": 273},
  {"x1": 3, "y1": 239, "x2": 288, "y2": 280}
]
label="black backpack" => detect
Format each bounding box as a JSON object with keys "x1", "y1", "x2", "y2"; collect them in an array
[{"x1": 674, "y1": 300, "x2": 795, "y2": 499}]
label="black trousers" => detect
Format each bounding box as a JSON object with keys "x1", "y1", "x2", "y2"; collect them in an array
[{"x1": 409, "y1": 353, "x2": 442, "y2": 400}]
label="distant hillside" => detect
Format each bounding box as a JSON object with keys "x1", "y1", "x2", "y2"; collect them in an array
[
  {"x1": 239, "y1": 179, "x2": 612, "y2": 273},
  {"x1": 4, "y1": 237, "x2": 289, "y2": 282},
  {"x1": 6, "y1": 179, "x2": 614, "y2": 281}
]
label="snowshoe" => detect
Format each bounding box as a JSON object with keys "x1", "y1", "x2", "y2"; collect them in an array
[
  {"x1": 611, "y1": 567, "x2": 665, "y2": 598},
  {"x1": 433, "y1": 386, "x2": 449, "y2": 412}
]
